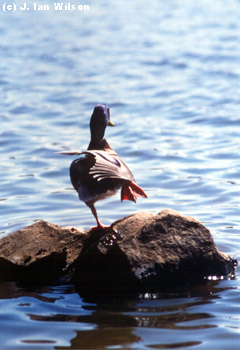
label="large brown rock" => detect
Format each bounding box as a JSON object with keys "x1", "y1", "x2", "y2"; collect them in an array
[
  {"x1": 0, "y1": 210, "x2": 237, "y2": 290},
  {"x1": 74, "y1": 209, "x2": 237, "y2": 291}
]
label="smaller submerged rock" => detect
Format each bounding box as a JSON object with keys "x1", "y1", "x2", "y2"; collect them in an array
[{"x1": 0, "y1": 220, "x2": 85, "y2": 283}]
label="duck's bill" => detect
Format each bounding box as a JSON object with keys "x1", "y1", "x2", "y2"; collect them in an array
[{"x1": 108, "y1": 119, "x2": 115, "y2": 127}]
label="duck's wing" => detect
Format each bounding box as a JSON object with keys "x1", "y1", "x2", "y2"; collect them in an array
[
  {"x1": 85, "y1": 150, "x2": 135, "y2": 183},
  {"x1": 88, "y1": 151, "x2": 147, "y2": 201},
  {"x1": 56, "y1": 150, "x2": 83, "y2": 155}
]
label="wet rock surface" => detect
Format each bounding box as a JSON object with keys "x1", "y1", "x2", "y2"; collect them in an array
[{"x1": 0, "y1": 210, "x2": 237, "y2": 290}]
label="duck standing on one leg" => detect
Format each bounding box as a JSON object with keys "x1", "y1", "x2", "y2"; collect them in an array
[{"x1": 59, "y1": 104, "x2": 148, "y2": 230}]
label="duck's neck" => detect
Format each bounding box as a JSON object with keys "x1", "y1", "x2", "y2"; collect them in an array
[
  {"x1": 88, "y1": 124, "x2": 113, "y2": 151},
  {"x1": 88, "y1": 137, "x2": 113, "y2": 151},
  {"x1": 88, "y1": 125, "x2": 112, "y2": 151}
]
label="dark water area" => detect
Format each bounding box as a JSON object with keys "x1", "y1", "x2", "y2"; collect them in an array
[{"x1": 0, "y1": 0, "x2": 240, "y2": 349}]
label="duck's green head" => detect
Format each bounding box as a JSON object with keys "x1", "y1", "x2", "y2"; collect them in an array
[{"x1": 90, "y1": 104, "x2": 115, "y2": 132}]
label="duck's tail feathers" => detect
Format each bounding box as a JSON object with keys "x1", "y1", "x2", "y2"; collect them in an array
[{"x1": 121, "y1": 182, "x2": 148, "y2": 202}]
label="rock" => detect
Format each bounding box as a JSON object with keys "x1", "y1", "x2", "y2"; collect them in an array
[
  {"x1": 74, "y1": 209, "x2": 237, "y2": 292},
  {"x1": 0, "y1": 220, "x2": 85, "y2": 283},
  {"x1": 0, "y1": 210, "x2": 237, "y2": 290}
]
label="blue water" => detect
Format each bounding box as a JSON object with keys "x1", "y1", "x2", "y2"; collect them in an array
[{"x1": 1, "y1": 0, "x2": 240, "y2": 348}]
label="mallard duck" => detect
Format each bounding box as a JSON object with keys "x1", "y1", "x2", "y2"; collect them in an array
[{"x1": 59, "y1": 104, "x2": 147, "y2": 229}]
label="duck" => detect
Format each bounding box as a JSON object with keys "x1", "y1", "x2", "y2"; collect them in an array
[{"x1": 59, "y1": 104, "x2": 148, "y2": 229}]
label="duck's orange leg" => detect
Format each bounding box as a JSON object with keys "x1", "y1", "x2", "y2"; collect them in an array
[{"x1": 88, "y1": 203, "x2": 108, "y2": 230}]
